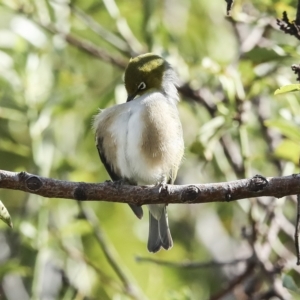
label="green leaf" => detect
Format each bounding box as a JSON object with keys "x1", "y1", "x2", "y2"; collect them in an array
[
  {"x1": 274, "y1": 84, "x2": 300, "y2": 95},
  {"x1": 244, "y1": 47, "x2": 284, "y2": 64},
  {"x1": 0, "y1": 260, "x2": 31, "y2": 279},
  {"x1": 189, "y1": 140, "x2": 206, "y2": 158},
  {"x1": 282, "y1": 274, "x2": 300, "y2": 294},
  {"x1": 199, "y1": 116, "x2": 225, "y2": 143},
  {"x1": 274, "y1": 139, "x2": 300, "y2": 164},
  {"x1": 264, "y1": 120, "x2": 300, "y2": 142},
  {"x1": 0, "y1": 200, "x2": 13, "y2": 228}
]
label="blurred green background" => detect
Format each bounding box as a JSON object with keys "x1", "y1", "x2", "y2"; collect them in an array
[{"x1": 0, "y1": 0, "x2": 300, "y2": 299}]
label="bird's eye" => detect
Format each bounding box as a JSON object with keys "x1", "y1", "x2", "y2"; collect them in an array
[{"x1": 138, "y1": 82, "x2": 146, "y2": 90}]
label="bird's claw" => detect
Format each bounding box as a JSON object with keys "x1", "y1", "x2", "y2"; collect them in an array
[
  {"x1": 156, "y1": 182, "x2": 170, "y2": 195},
  {"x1": 114, "y1": 178, "x2": 131, "y2": 188}
]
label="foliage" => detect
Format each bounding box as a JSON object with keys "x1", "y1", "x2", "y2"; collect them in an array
[
  {"x1": 275, "y1": 84, "x2": 300, "y2": 95},
  {"x1": 0, "y1": 0, "x2": 300, "y2": 299}
]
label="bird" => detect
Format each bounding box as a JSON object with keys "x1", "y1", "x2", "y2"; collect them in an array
[{"x1": 93, "y1": 53, "x2": 184, "y2": 252}]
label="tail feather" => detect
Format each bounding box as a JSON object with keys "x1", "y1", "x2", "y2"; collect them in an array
[
  {"x1": 147, "y1": 205, "x2": 173, "y2": 253},
  {"x1": 147, "y1": 213, "x2": 162, "y2": 253},
  {"x1": 128, "y1": 204, "x2": 143, "y2": 219},
  {"x1": 159, "y1": 208, "x2": 173, "y2": 250}
]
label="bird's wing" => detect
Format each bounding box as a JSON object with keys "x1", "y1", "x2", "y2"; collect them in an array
[
  {"x1": 96, "y1": 137, "x2": 120, "y2": 181},
  {"x1": 96, "y1": 137, "x2": 143, "y2": 219}
]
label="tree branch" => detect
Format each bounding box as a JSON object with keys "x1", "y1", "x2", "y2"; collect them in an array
[
  {"x1": 70, "y1": 5, "x2": 132, "y2": 55},
  {"x1": 1, "y1": 170, "x2": 300, "y2": 205},
  {"x1": 41, "y1": 23, "x2": 127, "y2": 69},
  {"x1": 224, "y1": 0, "x2": 234, "y2": 16},
  {"x1": 209, "y1": 261, "x2": 255, "y2": 300},
  {"x1": 277, "y1": 11, "x2": 300, "y2": 40},
  {"x1": 291, "y1": 64, "x2": 300, "y2": 82},
  {"x1": 135, "y1": 256, "x2": 251, "y2": 269}
]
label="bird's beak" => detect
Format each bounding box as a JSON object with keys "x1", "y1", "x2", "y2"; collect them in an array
[
  {"x1": 127, "y1": 91, "x2": 138, "y2": 102},
  {"x1": 127, "y1": 94, "x2": 134, "y2": 102}
]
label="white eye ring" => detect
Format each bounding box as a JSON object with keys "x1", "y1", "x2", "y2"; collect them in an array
[{"x1": 138, "y1": 82, "x2": 146, "y2": 90}]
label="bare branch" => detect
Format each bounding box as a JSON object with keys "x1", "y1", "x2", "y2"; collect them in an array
[
  {"x1": 220, "y1": 133, "x2": 245, "y2": 177},
  {"x1": 209, "y1": 261, "x2": 255, "y2": 300},
  {"x1": 291, "y1": 64, "x2": 300, "y2": 82},
  {"x1": 296, "y1": 0, "x2": 300, "y2": 25},
  {"x1": 225, "y1": 0, "x2": 234, "y2": 16},
  {"x1": 295, "y1": 194, "x2": 300, "y2": 265},
  {"x1": 40, "y1": 23, "x2": 127, "y2": 69},
  {"x1": 277, "y1": 11, "x2": 300, "y2": 40},
  {"x1": 135, "y1": 256, "x2": 252, "y2": 269},
  {"x1": 1, "y1": 170, "x2": 300, "y2": 205},
  {"x1": 70, "y1": 5, "x2": 131, "y2": 54},
  {"x1": 177, "y1": 84, "x2": 217, "y2": 115}
]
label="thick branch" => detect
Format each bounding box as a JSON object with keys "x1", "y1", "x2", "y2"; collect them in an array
[{"x1": 1, "y1": 170, "x2": 300, "y2": 205}]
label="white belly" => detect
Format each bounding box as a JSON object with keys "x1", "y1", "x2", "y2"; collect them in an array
[{"x1": 109, "y1": 100, "x2": 163, "y2": 185}]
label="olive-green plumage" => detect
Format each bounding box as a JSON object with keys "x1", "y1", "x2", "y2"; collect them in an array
[{"x1": 124, "y1": 53, "x2": 168, "y2": 100}]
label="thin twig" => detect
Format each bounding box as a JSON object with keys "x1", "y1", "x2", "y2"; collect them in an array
[
  {"x1": 296, "y1": 0, "x2": 300, "y2": 25},
  {"x1": 177, "y1": 84, "x2": 217, "y2": 116},
  {"x1": 55, "y1": 267, "x2": 94, "y2": 300},
  {"x1": 220, "y1": 134, "x2": 245, "y2": 177},
  {"x1": 225, "y1": 0, "x2": 234, "y2": 16},
  {"x1": 135, "y1": 256, "x2": 252, "y2": 268},
  {"x1": 40, "y1": 22, "x2": 127, "y2": 69},
  {"x1": 70, "y1": 5, "x2": 131, "y2": 54},
  {"x1": 291, "y1": 64, "x2": 300, "y2": 82},
  {"x1": 4, "y1": 0, "x2": 129, "y2": 68},
  {"x1": 178, "y1": 83, "x2": 245, "y2": 176},
  {"x1": 209, "y1": 261, "x2": 256, "y2": 300},
  {"x1": 295, "y1": 194, "x2": 300, "y2": 265},
  {"x1": 277, "y1": 11, "x2": 300, "y2": 40}
]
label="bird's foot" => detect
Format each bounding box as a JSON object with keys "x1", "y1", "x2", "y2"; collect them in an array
[
  {"x1": 114, "y1": 178, "x2": 132, "y2": 188},
  {"x1": 155, "y1": 182, "x2": 170, "y2": 198}
]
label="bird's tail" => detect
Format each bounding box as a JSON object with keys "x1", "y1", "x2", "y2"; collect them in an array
[
  {"x1": 128, "y1": 204, "x2": 143, "y2": 219},
  {"x1": 147, "y1": 204, "x2": 173, "y2": 253}
]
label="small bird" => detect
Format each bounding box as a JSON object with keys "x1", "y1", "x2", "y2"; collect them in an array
[{"x1": 93, "y1": 53, "x2": 184, "y2": 252}]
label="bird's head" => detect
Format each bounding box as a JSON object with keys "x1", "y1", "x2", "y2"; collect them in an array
[{"x1": 124, "y1": 53, "x2": 177, "y2": 102}]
